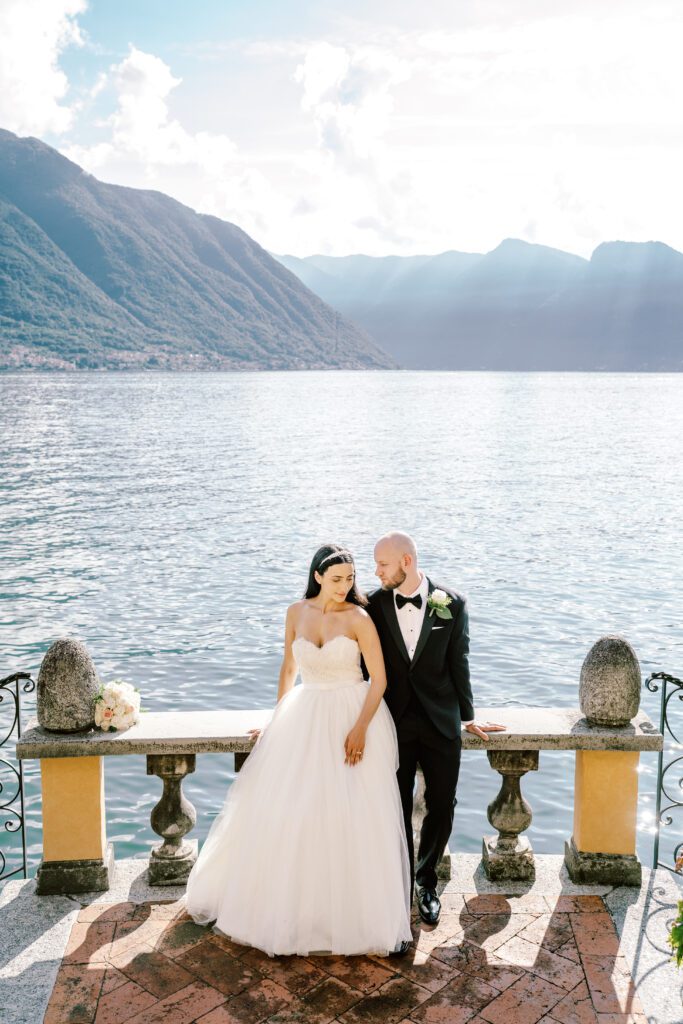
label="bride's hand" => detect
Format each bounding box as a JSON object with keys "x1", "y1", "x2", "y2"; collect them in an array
[
  {"x1": 344, "y1": 723, "x2": 366, "y2": 766},
  {"x1": 247, "y1": 727, "x2": 262, "y2": 740}
]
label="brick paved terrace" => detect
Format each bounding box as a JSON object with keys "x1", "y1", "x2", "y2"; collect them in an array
[
  {"x1": 1, "y1": 856, "x2": 681, "y2": 1024},
  {"x1": 6, "y1": 677, "x2": 680, "y2": 1022},
  {"x1": 46, "y1": 891, "x2": 646, "y2": 1024}
]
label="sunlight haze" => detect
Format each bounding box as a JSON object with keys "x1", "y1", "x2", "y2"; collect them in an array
[{"x1": 1, "y1": 0, "x2": 680, "y2": 258}]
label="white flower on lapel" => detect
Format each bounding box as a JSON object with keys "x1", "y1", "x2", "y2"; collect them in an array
[{"x1": 427, "y1": 589, "x2": 453, "y2": 619}]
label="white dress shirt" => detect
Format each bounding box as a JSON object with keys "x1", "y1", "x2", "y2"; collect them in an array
[
  {"x1": 394, "y1": 572, "x2": 474, "y2": 727},
  {"x1": 394, "y1": 571, "x2": 429, "y2": 658}
]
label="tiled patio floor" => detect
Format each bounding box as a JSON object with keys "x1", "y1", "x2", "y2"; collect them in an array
[{"x1": 44, "y1": 892, "x2": 646, "y2": 1024}]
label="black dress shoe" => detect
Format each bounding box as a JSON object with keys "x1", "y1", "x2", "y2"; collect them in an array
[
  {"x1": 388, "y1": 939, "x2": 412, "y2": 957},
  {"x1": 416, "y1": 887, "x2": 441, "y2": 925}
]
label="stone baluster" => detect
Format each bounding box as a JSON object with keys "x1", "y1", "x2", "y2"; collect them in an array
[
  {"x1": 482, "y1": 749, "x2": 539, "y2": 880},
  {"x1": 146, "y1": 753, "x2": 198, "y2": 885}
]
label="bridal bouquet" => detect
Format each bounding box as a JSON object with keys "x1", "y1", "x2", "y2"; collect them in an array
[{"x1": 94, "y1": 679, "x2": 141, "y2": 732}]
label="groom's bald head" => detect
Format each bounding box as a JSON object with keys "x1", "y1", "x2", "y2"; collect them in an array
[
  {"x1": 376, "y1": 532, "x2": 418, "y2": 564},
  {"x1": 374, "y1": 532, "x2": 420, "y2": 591}
]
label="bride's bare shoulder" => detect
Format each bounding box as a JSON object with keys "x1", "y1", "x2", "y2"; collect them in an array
[{"x1": 286, "y1": 599, "x2": 308, "y2": 619}]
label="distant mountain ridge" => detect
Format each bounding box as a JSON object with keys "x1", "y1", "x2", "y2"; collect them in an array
[
  {"x1": 2, "y1": 127, "x2": 680, "y2": 373},
  {"x1": 276, "y1": 239, "x2": 683, "y2": 370},
  {"x1": 0, "y1": 129, "x2": 392, "y2": 370}
]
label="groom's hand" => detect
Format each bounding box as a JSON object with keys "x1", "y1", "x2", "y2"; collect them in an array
[{"x1": 464, "y1": 721, "x2": 506, "y2": 741}]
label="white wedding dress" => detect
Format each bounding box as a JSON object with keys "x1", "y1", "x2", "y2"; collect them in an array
[{"x1": 180, "y1": 634, "x2": 412, "y2": 956}]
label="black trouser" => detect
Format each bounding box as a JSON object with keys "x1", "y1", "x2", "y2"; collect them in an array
[{"x1": 395, "y1": 698, "x2": 462, "y2": 892}]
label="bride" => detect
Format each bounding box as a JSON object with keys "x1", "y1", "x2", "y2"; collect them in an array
[{"x1": 180, "y1": 544, "x2": 413, "y2": 957}]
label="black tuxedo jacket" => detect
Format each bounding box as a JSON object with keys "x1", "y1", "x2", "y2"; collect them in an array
[{"x1": 364, "y1": 578, "x2": 474, "y2": 741}]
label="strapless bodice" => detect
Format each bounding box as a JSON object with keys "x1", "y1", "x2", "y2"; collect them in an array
[{"x1": 292, "y1": 635, "x2": 366, "y2": 689}]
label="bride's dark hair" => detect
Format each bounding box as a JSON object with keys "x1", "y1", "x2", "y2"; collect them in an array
[{"x1": 304, "y1": 544, "x2": 368, "y2": 606}]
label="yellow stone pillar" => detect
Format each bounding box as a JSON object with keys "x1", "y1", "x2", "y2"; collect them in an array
[
  {"x1": 565, "y1": 750, "x2": 641, "y2": 884},
  {"x1": 35, "y1": 756, "x2": 114, "y2": 894}
]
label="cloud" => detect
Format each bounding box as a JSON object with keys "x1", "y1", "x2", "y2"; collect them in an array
[
  {"x1": 7, "y1": 2, "x2": 682, "y2": 259},
  {"x1": 280, "y1": 7, "x2": 683, "y2": 257},
  {"x1": 62, "y1": 47, "x2": 288, "y2": 249},
  {"x1": 288, "y1": 41, "x2": 417, "y2": 251},
  {"x1": 66, "y1": 47, "x2": 236, "y2": 174},
  {"x1": 0, "y1": 0, "x2": 86, "y2": 135},
  {"x1": 413, "y1": 12, "x2": 683, "y2": 128},
  {"x1": 64, "y1": 40, "x2": 420, "y2": 256},
  {"x1": 294, "y1": 42, "x2": 410, "y2": 168}
]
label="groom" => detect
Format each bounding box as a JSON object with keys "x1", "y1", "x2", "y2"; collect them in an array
[{"x1": 365, "y1": 532, "x2": 504, "y2": 930}]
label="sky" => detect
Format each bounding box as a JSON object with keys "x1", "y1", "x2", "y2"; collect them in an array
[{"x1": 1, "y1": 0, "x2": 682, "y2": 259}]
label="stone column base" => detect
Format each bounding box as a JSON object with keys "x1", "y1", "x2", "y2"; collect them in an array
[
  {"x1": 148, "y1": 838, "x2": 198, "y2": 886},
  {"x1": 437, "y1": 844, "x2": 452, "y2": 882},
  {"x1": 564, "y1": 837, "x2": 642, "y2": 886},
  {"x1": 483, "y1": 834, "x2": 535, "y2": 881},
  {"x1": 35, "y1": 840, "x2": 115, "y2": 895}
]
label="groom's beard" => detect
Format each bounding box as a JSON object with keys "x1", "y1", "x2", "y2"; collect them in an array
[{"x1": 381, "y1": 567, "x2": 406, "y2": 590}]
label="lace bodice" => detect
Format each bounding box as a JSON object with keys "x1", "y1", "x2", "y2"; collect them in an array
[{"x1": 292, "y1": 635, "x2": 365, "y2": 688}]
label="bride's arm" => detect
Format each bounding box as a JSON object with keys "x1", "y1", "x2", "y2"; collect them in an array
[
  {"x1": 344, "y1": 610, "x2": 387, "y2": 766},
  {"x1": 248, "y1": 604, "x2": 298, "y2": 739},
  {"x1": 276, "y1": 603, "x2": 298, "y2": 702}
]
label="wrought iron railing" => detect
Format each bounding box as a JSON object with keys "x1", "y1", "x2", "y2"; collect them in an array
[
  {"x1": 0, "y1": 671, "x2": 35, "y2": 882},
  {"x1": 646, "y1": 671, "x2": 683, "y2": 872}
]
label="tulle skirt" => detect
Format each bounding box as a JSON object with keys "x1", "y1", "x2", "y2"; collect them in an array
[{"x1": 179, "y1": 680, "x2": 412, "y2": 956}]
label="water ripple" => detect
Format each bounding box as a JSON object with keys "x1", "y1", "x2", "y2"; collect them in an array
[{"x1": 2, "y1": 370, "x2": 682, "y2": 870}]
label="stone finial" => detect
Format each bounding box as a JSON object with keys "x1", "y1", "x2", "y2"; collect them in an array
[
  {"x1": 37, "y1": 638, "x2": 100, "y2": 732},
  {"x1": 579, "y1": 635, "x2": 641, "y2": 727}
]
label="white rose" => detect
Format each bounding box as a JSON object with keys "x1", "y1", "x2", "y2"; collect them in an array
[{"x1": 95, "y1": 679, "x2": 141, "y2": 731}]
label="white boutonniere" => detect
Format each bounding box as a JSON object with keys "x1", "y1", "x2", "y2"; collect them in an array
[{"x1": 427, "y1": 589, "x2": 453, "y2": 620}]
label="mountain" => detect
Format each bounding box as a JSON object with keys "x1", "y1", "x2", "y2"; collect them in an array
[
  {"x1": 276, "y1": 239, "x2": 683, "y2": 370},
  {"x1": 0, "y1": 129, "x2": 393, "y2": 370}
]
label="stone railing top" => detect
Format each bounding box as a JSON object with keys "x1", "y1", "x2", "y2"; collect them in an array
[{"x1": 16, "y1": 706, "x2": 662, "y2": 759}]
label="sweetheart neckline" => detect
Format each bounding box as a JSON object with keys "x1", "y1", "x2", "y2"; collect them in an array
[{"x1": 293, "y1": 635, "x2": 358, "y2": 651}]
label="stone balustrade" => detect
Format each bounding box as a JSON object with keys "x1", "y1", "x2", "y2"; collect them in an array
[{"x1": 16, "y1": 705, "x2": 662, "y2": 896}]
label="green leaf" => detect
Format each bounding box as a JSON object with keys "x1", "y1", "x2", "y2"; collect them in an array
[
  {"x1": 436, "y1": 608, "x2": 453, "y2": 620},
  {"x1": 668, "y1": 902, "x2": 683, "y2": 968}
]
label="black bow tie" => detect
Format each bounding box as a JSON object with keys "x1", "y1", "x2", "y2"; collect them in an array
[{"x1": 396, "y1": 592, "x2": 422, "y2": 610}]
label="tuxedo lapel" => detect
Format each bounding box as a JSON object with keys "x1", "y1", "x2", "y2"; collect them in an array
[
  {"x1": 410, "y1": 577, "x2": 436, "y2": 668},
  {"x1": 380, "y1": 589, "x2": 410, "y2": 664}
]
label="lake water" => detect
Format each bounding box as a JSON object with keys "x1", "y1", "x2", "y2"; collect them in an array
[{"x1": 1, "y1": 370, "x2": 682, "y2": 878}]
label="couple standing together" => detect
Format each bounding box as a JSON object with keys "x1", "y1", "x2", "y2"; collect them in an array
[{"x1": 181, "y1": 533, "x2": 504, "y2": 957}]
